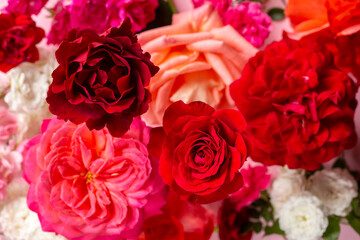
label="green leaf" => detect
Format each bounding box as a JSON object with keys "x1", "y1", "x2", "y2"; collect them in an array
[
  {"x1": 239, "y1": 222, "x2": 253, "y2": 235},
  {"x1": 260, "y1": 207, "x2": 271, "y2": 222},
  {"x1": 46, "y1": 7, "x2": 57, "y2": 18},
  {"x1": 167, "y1": 0, "x2": 177, "y2": 14},
  {"x1": 252, "y1": 222, "x2": 263, "y2": 233},
  {"x1": 323, "y1": 216, "x2": 340, "y2": 240},
  {"x1": 248, "y1": 208, "x2": 261, "y2": 219},
  {"x1": 252, "y1": 198, "x2": 267, "y2": 207},
  {"x1": 143, "y1": 0, "x2": 173, "y2": 31},
  {"x1": 267, "y1": 8, "x2": 285, "y2": 21},
  {"x1": 352, "y1": 198, "x2": 360, "y2": 217},
  {"x1": 264, "y1": 220, "x2": 285, "y2": 236},
  {"x1": 332, "y1": 157, "x2": 347, "y2": 169},
  {"x1": 347, "y1": 211, "x2": 360, "y2": 234}
]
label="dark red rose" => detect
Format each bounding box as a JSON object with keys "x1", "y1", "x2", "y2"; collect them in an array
[
  {"x1": 218, "y1": 199, "x2": 253, "y2": 240},
  {"x1": 293, "y1": 28, "x2": 360, "y2": 84},
  {"x1": 334, "y1": 32, "x2": 360, "y2": 82},
  {"x1": 230, "y1": 39, "x2": 357, "y2": 170},
  {"x1": 0, "y1": 13, "x2": 44, "y2": 72},
  {"x1": 46, "y1": 19, "x2": 159, "y2": 137},
  {"x1": 143, "y1": 214, "x2": 185, "y2": 240},
  {"x1": 159, "y1": 101, "x2": 252, "y2": 203}
]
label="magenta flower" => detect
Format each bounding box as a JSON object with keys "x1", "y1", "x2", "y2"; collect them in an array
[
  {"x1": 192, "y1": 0, "x2": 231, "y2": 15},
  {"x1": 106, "y1": 0, "x2": 158, "y2": 32},
  {"x1": 23, "y1": 117, "x2": 166, "y2": 240},
  {"x1": 230, "y1": 161, "x2": 271, "y2": 210},
  {"x1": 223, "y1": 1, "x2": 272, "y2": 47},
  {"x1": 47, "y1": 2, "x2": 71, "y2": 45},
  {"x1": 5, "y1": 0, "x2": 48, "y2": 16},
  {"x1": 69, "y1": 0, "x2": 109, "y2": 32}
]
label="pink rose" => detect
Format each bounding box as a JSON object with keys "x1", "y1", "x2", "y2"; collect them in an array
[
  {"x1": 23, "y1": 117, "x2": 166, "y2": 240},
  {"x1": 230, "y1": 161, "x2": 271, "y2": 210},
  {"x1": 139, "y1": 3, "x2": 257, "y2": 126}
]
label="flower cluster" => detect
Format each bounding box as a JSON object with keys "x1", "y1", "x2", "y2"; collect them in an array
[
  {"x1": 269, "y1": 166, "x2": 358, "y2": 240},
  {"x1": 47, "y1": 0, "x2": 159, "y2": 44},
  {"x1": 0, "y1": 0, "x2": 358, "y2": 240}
]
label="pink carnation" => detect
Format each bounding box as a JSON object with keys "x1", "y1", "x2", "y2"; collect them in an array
[
  {"x1": 0, "y1": 146, "x2": 23, "y2": 201},
  {"x1": 192, "y1": 0, "x2": 231, "y2": 15},
  {"x1": 0, "y1": 106, "x2": 17, "y2": 146},
  {"x1": 5, "y1": 0, "x2": 48, "y2": 16},
  {"x1": 106, "y1": 0, "x2": 158, "y2": 32},
  {"x1": 48, "y1": 0, "x2": 158, "y2": 44},
  {"x1": 223, "y1": 1, "x2": 272, "y2": 47},
  {"x1": 230, "y1": 161, "x2": 270, "y2": 210},
  {"x1": 23, "y1": 117, "x2": 166, "y2": 240},
  {"x1": 47, "y1": 3, "x2": 71, "y2": 45},
  {"x1": 69, "y1": 0, "x2": 109, "y2": 31}
]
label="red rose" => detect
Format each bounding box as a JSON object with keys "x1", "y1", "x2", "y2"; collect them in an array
[
  {"x1": 142, "y1": 191, "x2": 214, "y2": 240},
  {"x1": 218, "y1": 199, "x2": 253, "y2": 240},
  {"x1": 0, "y1": 13, "x2": 44, "y2": 72},
  {"x1": 142, "y1": 214, "x2": 185, "y2": 240},
  {"x1": 230, "y1": 39, "x2": 357, "y2": 170},
  {"x1": 46, "y1": 19, "x2": 159, "y2": 137},
  {"x1": 159, "y1": 101, "x2": 252, "y2": 203}
]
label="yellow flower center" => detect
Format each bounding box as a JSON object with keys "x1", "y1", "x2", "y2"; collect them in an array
[{"x1": 85, "y1": 171, "x2": 95, "y2": 184}]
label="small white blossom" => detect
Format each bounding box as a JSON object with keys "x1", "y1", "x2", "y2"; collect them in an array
[
  {"x1": 307, "y1": 168, "x2": 358, "y2": 216},
  {"x1": 0, "y1": 197, "x2": 66, "y2": 240},
  {"x1": 269, "y1": 167, "x2": 306, "y2": 216},
  {"x1": 5, "y1": 49, "x2": 57, "y2": 114},
  {"x1": 278, "y1": 192, "x2": 328, "y2": 240},
  {"x1": 4, "y1": 48, "x2": 56, "y2": 142}
]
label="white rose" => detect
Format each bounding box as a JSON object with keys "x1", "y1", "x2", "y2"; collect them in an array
[
  {"x1": 5, "y1": 48, "x2": 57, "y2": 114},
  {"x1": 307, "y1": 168, "x2": 358, "y2": 216},
  {"x1": 0, "y1": 197, "x2": 66, "y2": 240},
  {"x1": 269, "y1": 167, "x2": 306, "y2": 216},
  {"x1": 278, "y1": 192, "x2": 328, "y2": 240}
]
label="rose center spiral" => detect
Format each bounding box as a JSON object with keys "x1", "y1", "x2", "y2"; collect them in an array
[{"x1": 195, "y1": 150, "x2": 207, "y2": 165}]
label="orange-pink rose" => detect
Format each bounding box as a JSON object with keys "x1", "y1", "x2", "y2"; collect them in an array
[{"x1": 138, "y1": 2, "x2": 257, "y2": 126}]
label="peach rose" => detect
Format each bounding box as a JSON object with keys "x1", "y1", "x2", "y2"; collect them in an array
[
  {"x1": 138, "y1": 2, "x2": 257, "y2": 126},
  {"x1": 285, "y1": 0, "x2": 360, "y2": 36}
]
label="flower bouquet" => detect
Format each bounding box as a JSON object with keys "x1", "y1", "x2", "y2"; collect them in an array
[{"x1": 0, "y1": 0, "x2": 359, "y2": 240}]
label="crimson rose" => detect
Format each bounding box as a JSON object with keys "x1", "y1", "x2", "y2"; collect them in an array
[
  {"x1": 218, "y1": 199, "x2": 253, "y2": 240},
  {"x1": 159, "y1": 101, "x2": 252, "y2": 203},
  {"x1": 230, "y1": 39, "x2": 357, "y2": 170},
  {"x1": 0, "y1": 13, "x2": 44, "y2": 72},
  {"x1": 46, "y1": 19, "x2": 159, "y2": 137}
]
